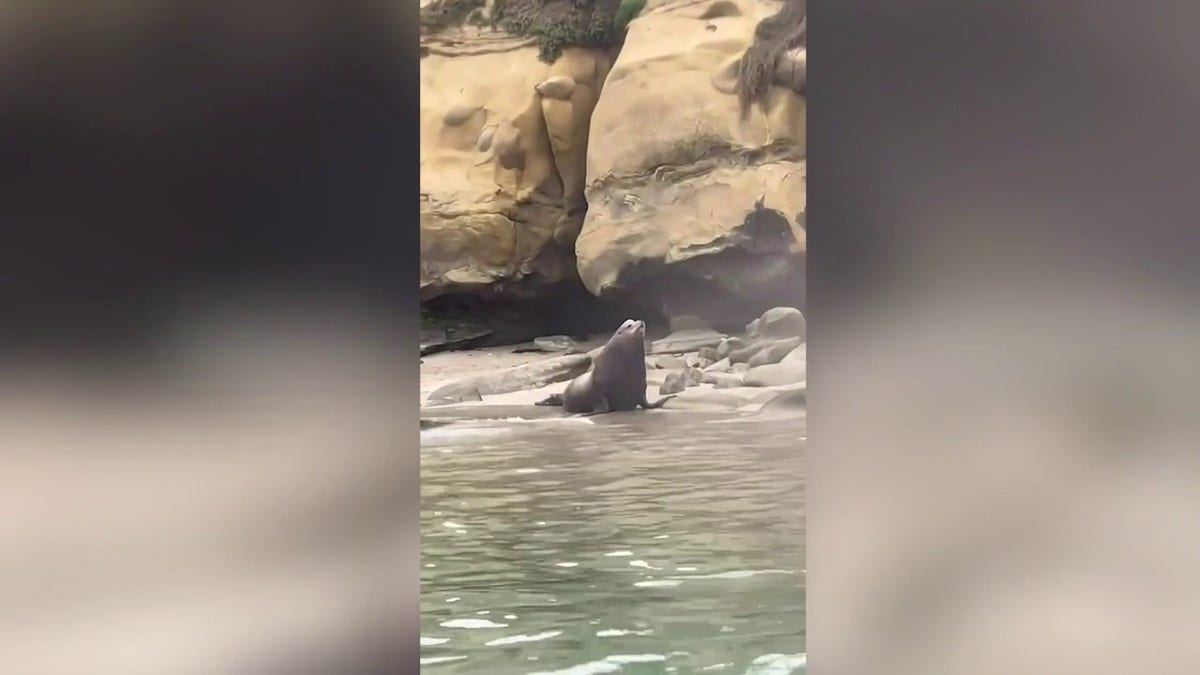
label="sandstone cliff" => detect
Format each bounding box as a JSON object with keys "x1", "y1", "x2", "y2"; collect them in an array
[{"x1": 420, "y1": 0, "x2": 805, "y2": 325}]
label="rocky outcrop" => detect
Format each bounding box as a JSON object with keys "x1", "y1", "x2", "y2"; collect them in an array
[
  {"x1": 576, "y1": 0, "x2": 806, "y2": 324},
  {"x1": 420, "y1": 0, "x2": 806, "y2": 325},
  {"x1": 420, "y1": 25, "x2": 616, "y2": 301}
]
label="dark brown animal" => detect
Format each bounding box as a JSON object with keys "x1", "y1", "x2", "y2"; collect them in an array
[{"x1": 536, "y1": 319, "x2": 674, "y2": 414}]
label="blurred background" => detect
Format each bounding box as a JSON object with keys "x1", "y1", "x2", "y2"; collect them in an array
[
  {"x1": 0, "y1": 1, "x2": 418, "y2": 673},
  {"x1": 812, "y1": 1, "x2": 1200, "y2": 674}
]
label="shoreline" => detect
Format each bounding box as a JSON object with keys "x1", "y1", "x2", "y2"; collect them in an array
[
  {"x1": 421, "y1": 309, "x2": 806, "y2": 415},
  {"x1": 419, "y1": 339, "x2": 607, "y2": 401}
]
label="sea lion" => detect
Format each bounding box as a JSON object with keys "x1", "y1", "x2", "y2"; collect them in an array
[{"x1": 536, "y1": 319, "x2": 675, "y2": 414}]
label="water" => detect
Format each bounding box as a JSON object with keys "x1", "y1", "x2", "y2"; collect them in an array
[{"x1": 421, "y1": 407, "x2": 806, "y2": 674}]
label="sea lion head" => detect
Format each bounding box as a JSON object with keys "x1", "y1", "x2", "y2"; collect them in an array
[
  {"x1": 612, "y1": 318, "x2": 645, "y2": 340},
  {"x1": 606, "y1": 318, "x2": 646, "y2": 353}
]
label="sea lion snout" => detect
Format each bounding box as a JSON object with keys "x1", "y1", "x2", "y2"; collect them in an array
[{"x1": 616, "y1": 318, "x2": 645, "y2": 336}]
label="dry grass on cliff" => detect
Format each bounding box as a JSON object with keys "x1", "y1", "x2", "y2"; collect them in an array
[{"x1": 736, "y1": 0, "x2": 807, "y2": 120}]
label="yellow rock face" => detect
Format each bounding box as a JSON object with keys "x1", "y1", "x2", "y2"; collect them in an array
[
  {"x1": 576, "y1": 0, "x2": 806, "y2": 298},
  {"x1": 420, "y1": 0, "x2": 806, "y2": 314},
  {"x1": 420, "y1": 28, "x2": 614, "y2": 299}
]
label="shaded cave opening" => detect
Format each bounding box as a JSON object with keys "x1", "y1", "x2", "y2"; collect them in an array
[
  {"x1": 619, "y1": 251, "x2": 806, "y2": 336},
  {"x1": 420, "y1": 281, "x2": 668, "y2": 354}
]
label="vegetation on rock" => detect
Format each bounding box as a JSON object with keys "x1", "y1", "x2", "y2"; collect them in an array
[
  {"x1": 736, "y1": 0, "x2": 806, "y2": 120},
  {"x1": 497, "y1": 0, "x2": 645, "y2": 62},
  {"x1": 420, "y1": 0, "x2": 488, "y2": 32},
  {"x1": 421, "y1": 0, "x2": 645, "y2": 62},
  {"x1": 612, "y1": 0, "x2": 648, "y2": 33}
]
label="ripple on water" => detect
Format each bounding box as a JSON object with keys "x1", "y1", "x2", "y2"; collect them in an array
[
  {"x1": 420, "y1": 655, "x2": 468, "y2": 666},
  {"x1": 439, "y1": 618, "x2": 508, "y2": 629},
  {"x1": 484, "y1": 630, "x2": 563, "y2": 646},
  {"x1": 668, "y1": 569, "x2": 794, "y2": 580},
  {"x1": 596, "y1": 628, "x2": 653, "y2": 637},
  {"x1": 530, "y1": 654, "x2": 667, "y2": 675},
  {"x1": 422, "y1": 409, "x2": 806, "y2": 670}
]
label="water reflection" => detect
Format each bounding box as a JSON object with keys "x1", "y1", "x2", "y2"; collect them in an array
[{"x1": 421, "y1": 410, "x2": 806, "y2": 674}]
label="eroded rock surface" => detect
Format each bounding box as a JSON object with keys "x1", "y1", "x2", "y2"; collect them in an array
[
  {"x1": 421, "y1": 25, "x2": 616, "y2": 300},
  {"x1": 576, "y1": 0, "x2": 806, "y2": 324},
  {"x1": 420, "y1": 0, "x2": 806, "y2": 328}
]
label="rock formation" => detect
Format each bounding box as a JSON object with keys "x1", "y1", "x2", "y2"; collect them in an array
[
  {"x1": 420, "y1": 0, "x2": 806, "y2": 327},
  {"x1": 420, "y1": 5, "x2": 619, "y2": 301},
  {"x1": 577, "y1": 0, "x2": 806, "y2": 326}
]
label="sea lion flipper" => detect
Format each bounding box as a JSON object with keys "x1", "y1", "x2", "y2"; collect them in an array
[
  {"x1": 535, "y1": 393, "x2": 565, "y2": 407},
  {"x1": 641, "y1": 394, "x2": 675, "y2": 410},
  {"x1": 594, "y1": 395, "x2": 610, "y2": 414}
]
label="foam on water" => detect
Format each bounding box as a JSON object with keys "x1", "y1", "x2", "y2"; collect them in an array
[
  {"x1": 744, "y1": 653, "x2": 806, "y2": 675},
  {"x1": 421, "y1": 426, "x2": 515, "y2": 446},
  {"x1": 421, "y1": 415, "x2": 594, "y2": 446}
]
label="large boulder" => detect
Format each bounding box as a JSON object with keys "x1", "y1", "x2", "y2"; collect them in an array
[
  {"x1": 746, "y1": 335, "x2": 802, "y2": 367},
  {"x1": 747, "y1": 306, "x2": 806, "y2": 340},
  {"x1": 743, "y1": 360, "x2": 805, "y2": 387},
  {"x1": 576, "y1": 0, "x2": 806, "y2": 324},
  {"x1": 420, "y1": 25, "x2": 615, "y2": 301}
]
